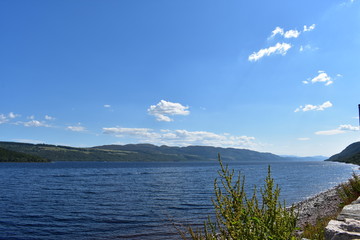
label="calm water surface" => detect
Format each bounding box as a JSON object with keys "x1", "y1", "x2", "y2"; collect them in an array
[{"x1": 0, "y1": 160, "x2": 358, "y2": 239}]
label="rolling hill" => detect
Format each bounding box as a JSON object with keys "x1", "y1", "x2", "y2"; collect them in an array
[{"x1": 0, "y1": 141, "x2": 299, "y2": 162}]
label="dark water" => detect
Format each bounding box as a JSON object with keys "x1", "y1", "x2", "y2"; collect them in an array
[{"x1": 0, "y1": 160, "x2": 358, "y2": 239}]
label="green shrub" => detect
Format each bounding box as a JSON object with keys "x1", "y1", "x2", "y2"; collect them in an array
[
  {"x1": 301, "y1": 215, "x2": 335, "y2": 240},
  {"x1": 338, "y1": 172, "x2": 360, "y2": 206},
  {"x1": 184, "y1": 155, "x2": 298, "y2": 240}
]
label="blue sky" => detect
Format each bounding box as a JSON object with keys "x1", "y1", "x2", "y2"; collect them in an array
[{"x1": 1, "y1": 0, "x2": 360, "y2": 157}]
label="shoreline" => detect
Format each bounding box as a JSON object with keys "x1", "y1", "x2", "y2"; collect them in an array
[{"x1": 293, "y1": 184, "x2": 343, "y2": 228}]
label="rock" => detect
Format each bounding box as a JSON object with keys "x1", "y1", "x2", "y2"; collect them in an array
[
  {"x1": 337, "y1": 205, "x2": 360, "y2": 221},
  {"x1": 325, "y1": 219, "x2": 360, "y2": 240},
  {"x1": 325, "y1": 197, "x2": 360, "y2": 240}
]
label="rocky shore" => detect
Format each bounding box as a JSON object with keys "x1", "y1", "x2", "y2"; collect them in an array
[{"x1": 293, "y1": 185, "x2": 343, "y2": 229}]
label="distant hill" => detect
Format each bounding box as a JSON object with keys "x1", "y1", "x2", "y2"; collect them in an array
[
  {"x1": 0, "y1": 141, "x2": 298, "y2": 162},
  {"x1": 280, "y1": 155, "x2": 328, "y2": 161},
  {"x1": 0, "y1": 147, "x2": 49, "y2": 162},
  {"x1": 326, "y1": 142, "x2": 360, "y2": 165},
  {"x1": 94, "y1": 144, "x2": 288, "y2": 162}
]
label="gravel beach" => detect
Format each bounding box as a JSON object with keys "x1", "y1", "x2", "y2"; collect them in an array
[{"x1": 293, "y1": 185, "x2": 343, "y2": 228}]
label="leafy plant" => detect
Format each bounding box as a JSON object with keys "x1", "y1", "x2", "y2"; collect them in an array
[
  {"x1": 184, "y1": 155, "x2": 298, "y2": 240},
  {"x1": 301, "y1": 215, "x2": 337, "y2": 240},
  {"x1": 338, "y1": 172, "x2": 360, "y2": 206}
]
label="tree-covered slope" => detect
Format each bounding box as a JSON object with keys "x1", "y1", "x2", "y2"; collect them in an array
[
  {"x1": 0, "y1": 141, "x2": 294, "y2": 162},
  {"x1": 326, "y1": 141, "x2": 360, "y2": 165},
  {"x1": 94, "y1": 144, "x2": 286, "y2": 162},
  {"x1": 0, "y1": 147, "x2": 49, "y2": 162},
  {"x1": 0, "y1": 142, "x2": 137, "y2": 162}
]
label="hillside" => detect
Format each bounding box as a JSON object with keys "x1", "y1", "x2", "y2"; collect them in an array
[
  {"x1": 0, "y1": 141, "x2": 295, "y2": 162},
  {"x1": 326, "y1": 141, "x2": 360, "y2": 165},
  {"x1": 93, "y1": 144, "x2": 288, "y2": 162},
  {"x1": 0, "y1": 147, "x2": 49, "y2": 162}
]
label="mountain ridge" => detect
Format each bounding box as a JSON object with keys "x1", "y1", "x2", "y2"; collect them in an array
[{"x1": 0, "y1": 141, "x2": 323, "y2": 162}]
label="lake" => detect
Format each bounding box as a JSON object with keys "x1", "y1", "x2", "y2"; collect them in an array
[{"x1": 0, "y1": 160, "x2": 358, "y2": 239}]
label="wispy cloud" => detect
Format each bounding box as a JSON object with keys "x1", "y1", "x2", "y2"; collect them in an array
[
  {"x1": 315, "y1": 129, "x2": 345, "y2": 135},
  {"x1": 103, "y1": 127, "x2": 258, "y2": 149},
  {"x1": 45, "y1": 115, "x2": 55, "y2": 120},
  {"x1": 254, "y1": 24, "x2": 316, "y2": 61},
  {"x1": 315, "y1": 124, "x2": 359, "y2": 135},
  {"x1": 299, "y1": 44, "x2": 318, "y2": 52},
  {"x1": 103, "y1": 127, "x2": 156, "y2": 138},
  {"x1": 66, "y1": 125, "x2": 86, "y2": 132},
  {"x1": 269, "y1": 27, "x2": 284, "y2": 38},
  {"x1": 104, "y1": 104, "x2": 111, "y2": 108},
  {"x1": 248, "y1": 43, "x2": 292, "y2": 62},
  {"x1": 23, "y1": 120, "x2": 50, "y2": 127},
  {"x1": 9, "y1": 112, "x2": 20, "y2": 119},
  {"x1": 294, "y1": 101, "x2": 333, "y2": 112},
  {"x1": 297, "y1": 137, "x2": 310, "y2": 141},
  {"x1": 303, "y1": 24, "x2": 316, "y2": 32},
  {"x1": 0, "y1": 112, "x2": 20, "y2": 124},
  {"x1": 268, "y1": 24, "x2": 315, "y2": 39},
  {"x1": 0, "y1": 114, "x2": 8, "y2": 124},
  {"x1": 340, "y1": 0, "x2": 357, "y2": 6},
  {"x1": 148, "y1": 100, "x2": 190, "y2": 122}
]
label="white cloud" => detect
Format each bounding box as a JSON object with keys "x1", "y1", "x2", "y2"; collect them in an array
[
  {"x1": 45, "y1": 115, "x2": 55, "y2": 120},
  {"x1": 104, "y1": 104, "x2": 111, "y2": 108},
  {"x1": 23, "y1": 120, "x2": 49, "y2": 127},
  {"x1": 248, "y1": 42, "x2": 292, "y2": 62},
  {"x1": 0, "y1": 114, "x2": 8, "y2": 124},
  {"x1": 9, "y1": 112, "x2": 20, "y2": 119},
  {"x1": 269, "y1": 24, "x2": 315, "y2": 40},
  {"x1": 339, "y1": 124, "x2": 360, "y2": 131},
  {"x1": 303, "y1": 24, "x2": 316, "y2": 32},
  {"x1": 309, "y1": 71, "x2": 333, "y2": 86},
  {"x1": 269, "y1": 27, "x2": 284, "y2": 38},
  {"x1": 294, "y1": 101, "x2": 333, "y2": 112},
  {"x1": 315, "y1": 129, "x2": 345, "y2": 135},
  {"x1": 103, "y1": 127, "x2": 258, "y2": 149},
  {"x1": 148, "y1": 100, "x2": 190, "y2": 122},
  {"x1": 297, "y1": 137, "x2": 310, "y2": 141},
  {"x1": 66, "y1": 126, "x2": 86, "y2": 132},
  {"x1": 284, "y1": 30, "x2": 300, "y2": 38},
  {"x1": 303, "y1": 71, "x2": 342, "y2": 86},
  {"x1": 0, "y1": 112, "x2": 20, "y2": 124},
  {"x1": 315, "y1": 124, "x2": 359, "y2": 135},
  {"x1": 299, "y1": 44, "x2": 318, "y2": 52},
  {"x1": 268, "y1": 27, "x2": 300, "y2": 39},
  {"x1": 103, "y1": 127, "x2": 158, "y2": 138},
  {"x1": 340, "y1": 0, "x2": 356, "y2": 6}
]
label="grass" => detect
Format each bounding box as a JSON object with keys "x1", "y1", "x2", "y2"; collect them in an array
[{"x1": 301, "y1": 215, "x2": 337, "y2": 240}]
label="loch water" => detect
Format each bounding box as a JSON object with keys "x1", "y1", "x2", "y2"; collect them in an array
[{"x1": 0, "y1": 160, "x2": 358, "y2": 239}]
